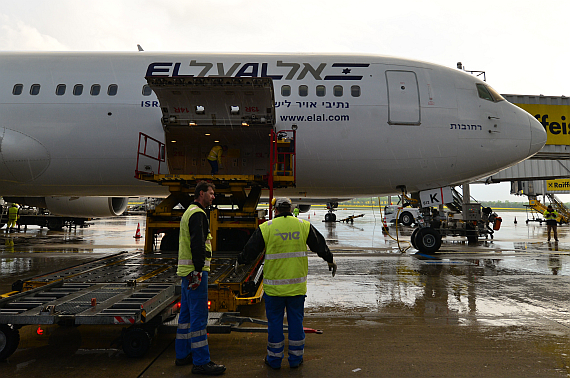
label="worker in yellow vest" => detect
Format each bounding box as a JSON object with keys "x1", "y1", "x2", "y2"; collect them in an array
[
  {"x1": 544, "y1": 205, "x2": 559, "y2": 242},
  {"x1": 206, "y1": 145, "x2": 227, "y2": 175},
  {"x1": 176, "y1": 182, "x2": 226, "y2": 375},
  {"x1": 7, "y1": 203, "x2": 19, "y2": 231},
  {"x1": 237, "y1": 197, "x2": 337, "y2": 369}
]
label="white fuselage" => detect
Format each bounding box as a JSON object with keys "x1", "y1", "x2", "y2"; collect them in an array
[{"x1": 0, "y1": 52, "x2": 546, "y2": 200}]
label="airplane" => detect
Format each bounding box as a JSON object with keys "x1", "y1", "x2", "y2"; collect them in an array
[{"x1": 0, "y1": 52, "x2": 546, "y2": 221}]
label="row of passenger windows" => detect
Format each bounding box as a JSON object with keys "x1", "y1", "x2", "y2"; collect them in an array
[
  {"x1": 11, "y1": 83, "x2": 361, "y2": 98},
  {"x1": 12, "y1": 83, "x2": 155, "y2": 97},
  {"x1": 281, "y1": 84, "x2": 360, "y2": 97}
]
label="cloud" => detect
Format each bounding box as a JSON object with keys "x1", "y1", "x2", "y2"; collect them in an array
[{"x1": 0, "y1": 14, "x2": 68, "y2": 51}]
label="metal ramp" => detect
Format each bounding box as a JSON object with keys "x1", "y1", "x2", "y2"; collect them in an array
[{"x1": 527, "y1": 194, "x2": 570, "y2": 224}]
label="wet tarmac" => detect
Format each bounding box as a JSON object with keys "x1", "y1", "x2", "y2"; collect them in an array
[{"x1": 3, "y1": 209, "x2": 570, "y2": 377}]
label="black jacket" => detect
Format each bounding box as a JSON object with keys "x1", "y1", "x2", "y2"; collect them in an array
[
  {"x1": 237, "y1": 212, "x2": 334, "y2": 265},
  {"x1": 187, "y1": 202, "x2": 211, "y2": 272}
]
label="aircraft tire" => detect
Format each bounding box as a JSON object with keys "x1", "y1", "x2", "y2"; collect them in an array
[
  {"x1": 399, "y1": 212, "x2": 414, "y2": 226},
  {"x1": 0, "y1": 324, "x2": 20, "y2": 361},
  {"x1": 324, "y1": 213, "x2": 336, "y2": 222},
  {"x1": 410, "y1": 228, "x2": 419, "y2": 249},
  {"x1": 47, "y1": 219, "x2": 64, "y2": 231},
  {"x1": 415, "y1": 228, "x2": 441, "y2": 254},
  {"x1": 122, "y1": 327, "x2": 151, "y2": 358}
]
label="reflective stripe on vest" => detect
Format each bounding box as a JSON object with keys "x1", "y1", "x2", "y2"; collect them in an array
[
  {"x1": 264, "y1": 276, "x2": 307, "y2": 286},
  {"x1": 177, "y1": 205, "x2": 212, "y2": 276},
  {"x1": 545, "y1": 211, "x2": 557, "y2": 220},
  {"x1": 178, "y1": 260, "x2": 211, "y2": 267},
  {"x1": 260, "y1": 216, "x2": 311, "y2": 296}
]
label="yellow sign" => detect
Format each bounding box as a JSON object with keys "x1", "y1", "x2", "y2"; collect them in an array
[
  {"x1": 513, "y1": 103, "x2": 570, "y2": 145},
  {"x1": 547, "y1": 179, "x2": 570, "y2": 192}
]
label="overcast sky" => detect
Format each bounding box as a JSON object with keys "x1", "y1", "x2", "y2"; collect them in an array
[{"x1": 0, "y1": 0, "x2": 566, "y2": 202}]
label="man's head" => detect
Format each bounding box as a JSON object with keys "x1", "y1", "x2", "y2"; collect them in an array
[
  {"x1": 273, "y1": 197, "x2": 292, "y2": 215},
  {"x1": 194, "y1": 181, "x2": 215, "y2": 207},
  {"x1": 548, "y1": 205, "x2": 554, "y2": 211}
]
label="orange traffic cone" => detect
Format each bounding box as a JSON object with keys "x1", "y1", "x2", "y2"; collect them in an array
[
  {"x1": 382, "y1": 218, "x2": 389, "y2": 234},
  {"x1": 134, "y1": 223, "x2": 142, "y2": 239},
  {"x1": 308, "y1": 214, "x2": 310, "y2": 220}
]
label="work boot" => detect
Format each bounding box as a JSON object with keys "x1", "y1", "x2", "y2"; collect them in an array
[
  {"x1": 290, "y1": 358, "x2": 303, "y2": 368},
  {"x1": 175, "y1": 353, "x2": 193, "y2": 366},
  {"x1": 192, "y1": 361, "x2": 226, "y2": 375},
  {"x1": 265, "y1": 356, "x2": 281, "y2": 370}
]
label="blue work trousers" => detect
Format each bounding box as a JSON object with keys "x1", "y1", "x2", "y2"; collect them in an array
[
  {"x1": 264, "y1": 293, "x2": 305, "y2": 368},
  {"x1": 176, "y1": 272, "x2": 210, "y2": 365},
  {"x1": 208, "y1": 160, "x2": 218, "y2": 175}
]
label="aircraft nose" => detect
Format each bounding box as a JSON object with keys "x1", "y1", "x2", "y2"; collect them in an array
[{"x1": 529, "y1": 115, "x2": 547, "y2": 156}]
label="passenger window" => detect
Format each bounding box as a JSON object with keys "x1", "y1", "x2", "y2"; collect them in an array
[
  {"x1": 56, "y1": 84, "x2": 66, "y2": 96},
  {"x1": 351, "y1": 85, "x2": 360, "y2": 97},
  {"x1": 477, "y1": 84, "x2": 494, "y2": 102},
  {"x1": 333, "y1": 85, "x2": 343, "y2": 97},
  {"x1": 142, "y1": 85, "x2": 152, "y2": 96},
  {"x1": 108, "y1": 84, "x2": 118, "y2": 96},
  {"x1": 73, "y1": 84, "x2": 84, "y2": 96},
  {"x1": 30, "y1": 84, "x2": 41, "y2": 96},
  {"x1": 316, "y1": 85, "x2": 326, "y2": 97},
  {"x1": 281, "y1": 85, "x2": 291, "y2": 97},
  {"x1": 91, "y1": 84, "x2": 101, "y2": 96},
  {"x1": 12, "y1": 84, "x2": 23, "y2": 95},
  {"x1": 299, "y1": 85, "x2": 308, "y2": 97}
]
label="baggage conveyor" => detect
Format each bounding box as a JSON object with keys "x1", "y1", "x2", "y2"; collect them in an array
[{"x1": 0, "y1": 250, "x2": 266, "y2": 359}]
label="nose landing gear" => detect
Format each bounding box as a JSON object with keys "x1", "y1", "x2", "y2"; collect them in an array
[{"x1": 324, "y1": 202, "x2": 338, "y2": 222}]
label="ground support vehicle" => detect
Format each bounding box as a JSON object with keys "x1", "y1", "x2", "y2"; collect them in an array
[
  {"x1": 383, "y1": 205, "x2": 419, "y2": 226},
  {"x1": 135, "y1": 76, "x2": 297, "y2": 254},
  {"x1": 0, "y1": 205, "x2": 90, "y2": 231},
  {"x1": 0, "y1": 249, "x2": 266, "y2": 360},
  {"x1": 411, "y1": 203, "x2": 500, "y2": 253}
]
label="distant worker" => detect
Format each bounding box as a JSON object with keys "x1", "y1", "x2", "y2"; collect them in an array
[
  {"x1": 176, "y1": 182, "x2": 226, "y2": 375},
  {"x1": 7, "y1": 203, "x2": 19, "y2": 231},
  {"x1": 544, "y1": 205, "x2": 559, "y2": 242},
  {"x1": 207, "y1": 145, "x2": 228, "y2": 175},
  {"x1": 293, "y1": 206, "x2": 300, "y2": 217},
  {"x1": 237, "y1": 197, "x2": 337, "y2": 370}
]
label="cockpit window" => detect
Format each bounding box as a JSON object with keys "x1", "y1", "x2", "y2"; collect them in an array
[
  {"x1": 477, "y1": 84, "x2": 494, "y2": 102},
  {"x1": 477, "y1": 83, "x2": 505, "y2": 102},
  {"x1": 486, "y1": 85, "x2": 505, "y2": 102}
]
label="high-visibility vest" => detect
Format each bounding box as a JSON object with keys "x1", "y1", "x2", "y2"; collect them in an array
[
  {"x1": 260, "y1": 216, "x2": 311, "y2": 296},
  {"x1": 544, "y1": 210, "x2": 558, "y2": 221},
  {"x1": 177, "y1": 205, "x2": 212, "y2": 277},
  {"x1": 8, "y1": 206, "x2": 18, "y2": 220},
  {"x1": 207, "y1": 146, "x2": 223, "y2": 162}
]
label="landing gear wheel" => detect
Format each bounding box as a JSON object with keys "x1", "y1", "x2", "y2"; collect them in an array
[
  {"x1": 122, "y1": 328, "x2": 151, "y2": 358},
  {"x1": 414, "y1": 228, "x2": 441, "y2": 254},
  {"x1": 324, "y1": 213, "x2": 336, "y2": 222},
  {"x1": 410, "y1": 228, "x2": 419, "y2": 249},
  {"x1": 0, "y1": 324, "x2": 20, "y2": 360},
  {"x1": 47, "y1": 220, "x2": 64, "y2": 231},
  {"x1": 399, "y1": 212, "x2": 414, "y2": 226}
]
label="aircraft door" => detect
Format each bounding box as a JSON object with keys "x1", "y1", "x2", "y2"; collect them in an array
[{"x1": 386, "y1": 70, "x2": 421, "y2": 126}]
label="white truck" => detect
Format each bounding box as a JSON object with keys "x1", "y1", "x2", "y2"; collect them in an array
[{"x1": 383, "y1": 205, "x2": 420, "y2": 226}]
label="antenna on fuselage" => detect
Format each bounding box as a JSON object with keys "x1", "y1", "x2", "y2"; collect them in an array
[
  {"x1": 137, "y1": 44, "x2": 144, "y2": 52},
  {"x1": 456, "y1": 62, "x2": 486, "y2": 82}
]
